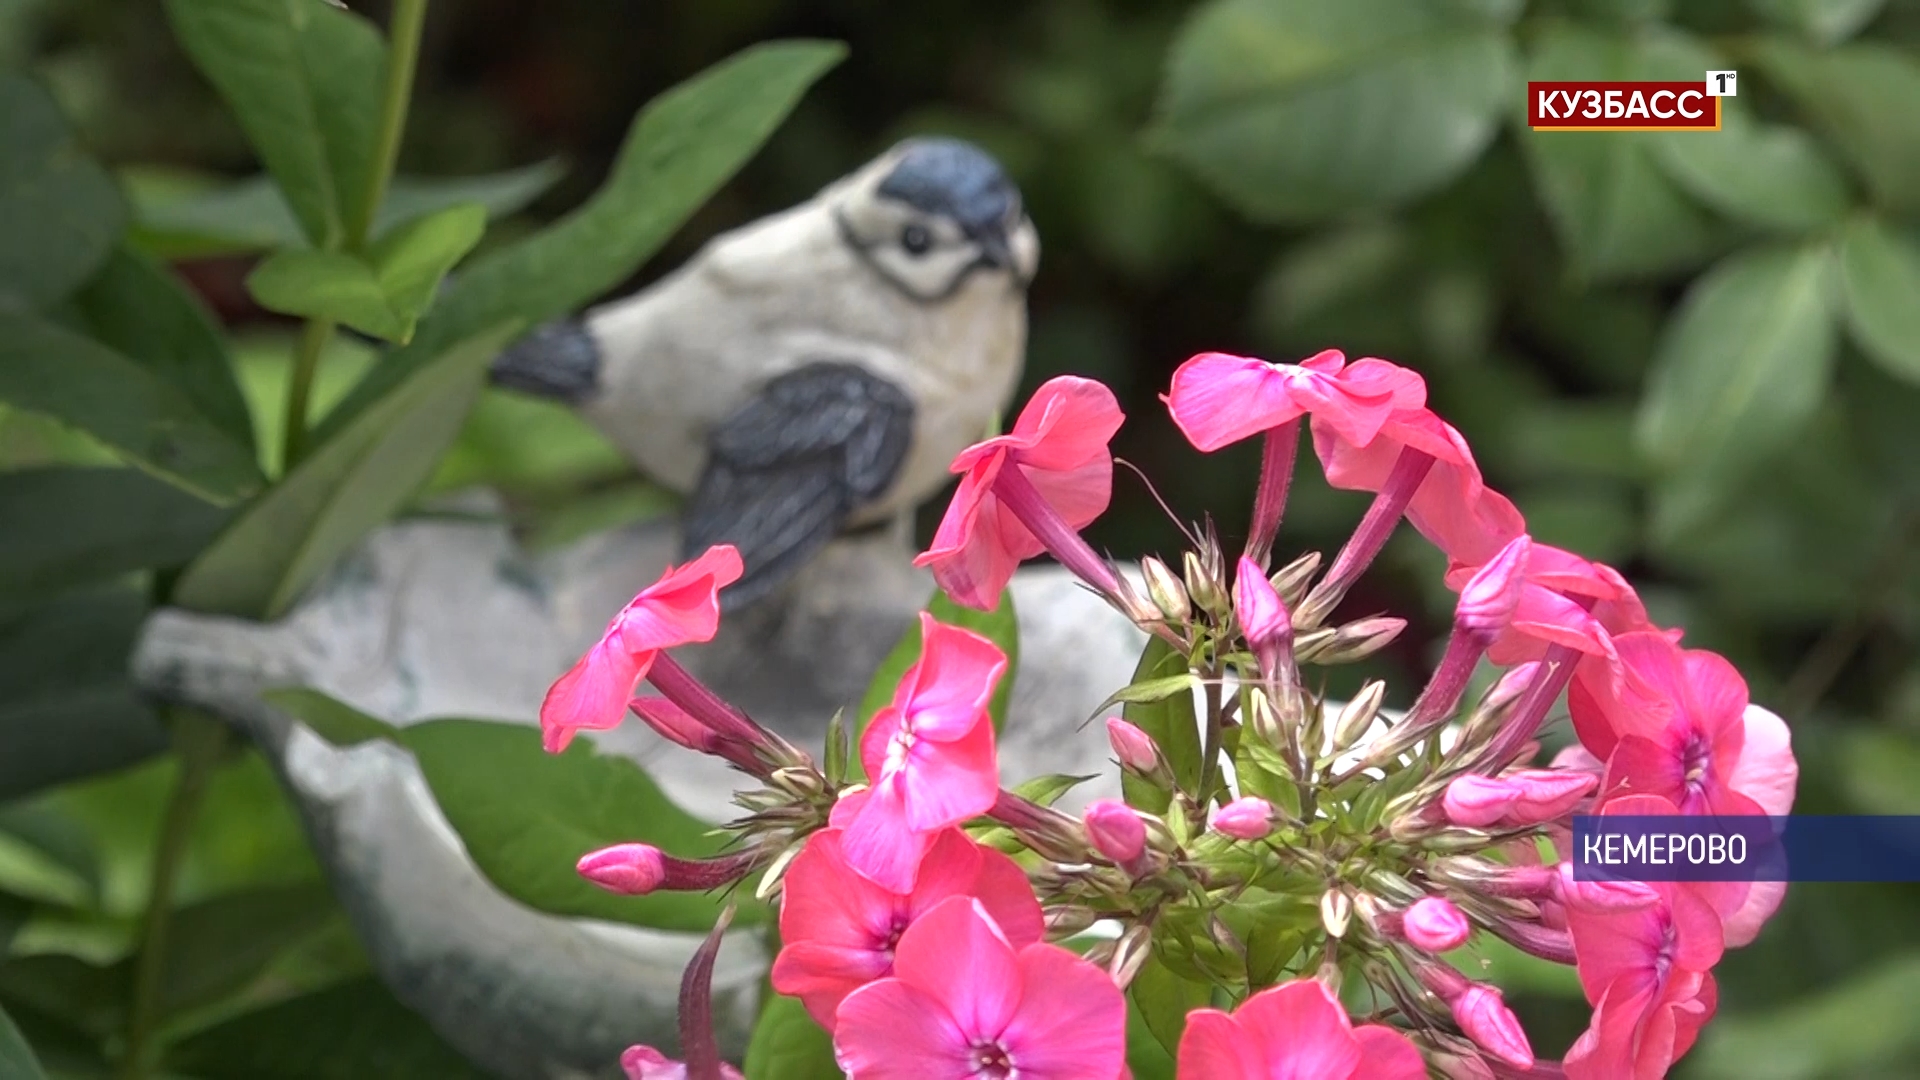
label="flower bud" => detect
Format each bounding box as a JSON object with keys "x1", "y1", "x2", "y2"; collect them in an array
[
  {"x1": 1269, "y1": 550, "x2": 1322, "y2": 608},
  {"x1": 1442, "y1": 770, "x2": 1595, "y2": 828},
  {"x1": 1330, "y1": 680, "x2": 1387, "y2": 752},
  {"x1": 1045, "y1": 906, "x2": 1101, "y2": 936},
  {"x1": 1234, "y1": 556, "x2": 1291, "y2": 671},
  {"x1": 1455, "y1": 535, "x2": 1529, "y2": 635},
  {"x1": 1301, "y1": 616, "x2": 1406, "y2": 664},
  {"x1": 1211, "y1": 796, "x2": 1275, "y2": 840},
  {"x1": 1109, "y1": 924, "x2": 1154, "y2": 989},
  {"x1": 1084, "y1": 800, "x2": 1149, "y2": 874},
  {"x1": 1403, "y1": 896, "x2": 1471, "y2": 952},
  {"x1": 577, "y1": 844, "x2": 665, "y2": 895},
  {"x1": 1105, "y1": 717, "x2": 1160, "y2": 773},
  {"x1": 1320, "y1": 888, "x2": 1353, "y2": 938},
  {"x1": 1141, "y1": 556, "x2": 1191, "y2": 623},
  {"x1": 1449, "y1": 984, "x2": 1534, "y2": 1069},
  {"x1": 1184, "y1": 551, "x2": 1228, "y2": 617},
  {"x1": 1554, "y1": 861, "x2": 1659, "y2": 913},
  {"x1": 629, "y1": 697, "x2": 720, "y2": 755}
]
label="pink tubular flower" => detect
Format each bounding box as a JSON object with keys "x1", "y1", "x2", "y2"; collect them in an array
[
  {"x1": 832, "y1": 896, "x2": 1126, "y2": 1080},
  {"x1": 1403, "y1": 896, "x2": 1471, "y2": 952},
  {"x1": 1164, "y1": 349, "x2": 1404, "y2": 452},
  {"x1": 1082, "y1": 800, "x2": 1147, "y2": 873},
  {"x1": 539, "y1": 545, "x2": 743, "y2": 753},
  {"x1": 771, "y1": 827, "x2": 1042, "y2": 1032},
  {"x1": 1233, "y1": 556, "x2": 1290, "y2": 675},
  {"x1": 620, "y1": 1046, "x2": 743, "y2": 1080},
  {"x1": 916, "y1": 376, "x2": 1123, "y2": 611},
  {"x1": 840, "y1": 613, "x2": 1008, "y2": 892},
  {"x1": 1441, "y1": 769, "x2": 1597, "y2": 829},
  {"x1": 1448, "y1": 984, "x2": 1533, "y2": 1070},
  {"x1": 1176, "y1": 978, "x2": 1427, "y2": 1080},
  {"x1": 576, "y1": 843, "x2": 757, "y2": 896},
  {"x1": 1211, "y1": 796, "x2": 1276, "y2": 840},
  {"x1": 1105, "y1": 717, "x2": 1159, "y2": 773}
]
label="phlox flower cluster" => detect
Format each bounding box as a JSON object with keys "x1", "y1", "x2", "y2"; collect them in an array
[{"x1": 537, "y1": 348, "x2": 1799, "y2": 1080}]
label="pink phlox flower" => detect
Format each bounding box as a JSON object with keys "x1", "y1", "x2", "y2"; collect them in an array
[
  {"x1": 832, "y1": 896, "x2": 1127, "y2": 1079},
  {"x1": 1175, "y1": 978, "x2": 1427, "y2": 1079},
  {"x1": 772, "y1": 826, "x2": 1042, "y2": 1032},
  {"x1": 1163, "y1": 349, "x2": 1404, "y2": 452},
  {"x1": 839, "y1": 613, "x2": 1008, "y2": 892},
  {"x1": 1442, "y1": 769, "x2": 1596, "y2": 829},
  {"x1": 539, "y1": 545, "x2": 743, "y2": 753},
  {"x1": 916, "y1": 376, "x2": 1122, "y2": 610},
  {"x1": 620, "y1": 1046, "x2": 744, "y2": 1080}
]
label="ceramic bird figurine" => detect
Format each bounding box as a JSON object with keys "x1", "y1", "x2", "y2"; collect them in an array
[{"x1": 490, "y1": 136, "x2": 1038, "y2": 610}]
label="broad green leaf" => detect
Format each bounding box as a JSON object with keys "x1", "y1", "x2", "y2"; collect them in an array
[
  {"x1": 0, "y1": 311, "x2": 262, "y2": 506},
  {"x1": 161, "y1": 0, "x2": 384, "y2": 248},
  {"x1": 1129, "y1": 955, "x2": 1213, "y2": 1058},
  {"x1": 428, "y1": 388, "x2": 630, "y2": 495},
  {"x1": 72, "y1": 245, "x2": 257, "y2": 453},
  {"x1": 0, "y1": 468, "x2": 229, "y2": 604},
  {"x1": 130, "y1": 161, "x2": 566, "y2": 258},
  {"x1": 0, "y1": 954, "x2": 123, "y2": 1038},
  {"x1": 0, "y1": 896, "x2": 27, "y2": 956},
  {"x1": 0, "y1": 1004, "x2": 48, "y2": 1080},
  {"x1": 0, "y1": 73, "x2": 125, "y2": 308},
  {"x1": 247, "y1": 203, "x2": 487, "y2": 343},
  {"x1": 1520, "y1": 25, "x2": 1729, "y2": 281},
  {"x1": 857, "y1": 588, "x2": 1021, "y2": 737},
  {"x1": 1691, "y1": 950, "x2": 1920, "y2": 1079},
  {"x1": 1635, "y1": 244, "x2": 1837, "y2": 523},
  {"x1": 0, "y1": 804, "x2": 102, "y2": 906},
  {"x1": 162, "y1": 977, "x2": 487, "y2": 1080},
  {"x1": 1126, "y1": 992, "x2": 1178, "y2": 1080},
  {"x1": 1755, "y1": 40, "x2": 1920, "y2": 216},
  {"x1": 1652, "y1": 107, "x2": 1852, "y2": 233},
  {"x1": 1748, "y1": 0, "x2": 1886, "y2": 47},
  {"x1": 268, "y1": 689, "x2": 760, "y2": 931},
  {"x1": 1838, "y1": 217, "x2": 1920, "y2": 383},
  {"x1": 743, "y1": 993, "x2": 842, "y2": 1079},
  {"x1": 0, "y1": 587, "x2": 168, "y2": 803},
  {"x1": 1150, "y1": 0, "x2": 1514, "y2": 223},
  {"x1": 142, "y1": 883, "x2": 341, "y2": 1023},
  {"x1": 1011, "y1": 773, "x2": 1094, "y2": 808},
  {"x1": 313, "y1": 40, "x2": 845, "y2": 445},
  {"x1": 172, "y1": 321, "x2": 520, "y2": 619},
  {"x1": 1122, "y1": 638, "x2": 1202, "y2": 797}
]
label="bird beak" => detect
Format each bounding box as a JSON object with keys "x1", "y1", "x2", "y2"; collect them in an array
[{"x1": 977, "y1": 228, "x2": 1015, "y2": 272}]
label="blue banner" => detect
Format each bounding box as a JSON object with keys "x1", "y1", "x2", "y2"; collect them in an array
[{"x1": 1570, "y1": 816, "x2": 1920, "y2": 883}]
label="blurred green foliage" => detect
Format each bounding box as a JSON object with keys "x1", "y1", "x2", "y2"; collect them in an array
[{"x1": 1, "y1": 0, "x2": 1919, "y2": 1075}]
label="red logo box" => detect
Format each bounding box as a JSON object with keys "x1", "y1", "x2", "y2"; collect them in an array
[{"x1": 1528, "y1": 81, "x2": 1721, "y2": 131}]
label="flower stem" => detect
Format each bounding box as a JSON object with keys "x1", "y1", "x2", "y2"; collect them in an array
[
  {"x1": 1298, "y1": 449, "x2": 1436, "y2": 625},
  {"x1": 1244, "y1": 421, "x2": 1299, "y2": 567},
  {"x1": 118, "y1": 713, "x2": 229, "y2": 1080},
  {"x1": 279, "y1": 317, "x2": 335, "y2": 470},
  {"x1": 990, "y1": 463, "x2": 1123, "y2": 600},
  {"x1": 348, "y1": 0, "x2": 429, "y2": 250}
]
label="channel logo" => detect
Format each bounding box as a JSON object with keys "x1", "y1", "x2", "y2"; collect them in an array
[{"x1": 1527, "y1": 70, "x2": 1736, "y2": 131}]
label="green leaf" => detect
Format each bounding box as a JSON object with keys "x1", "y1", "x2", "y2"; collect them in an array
[
  {"x1": 266, "y1": 689, "x2": 760, "y2": 931},
  {"x1": 0, "y1": 587, "x2": 168, "y2": 803},
  {"x1": 161, "y1": 0, "x2": 384, "y2": 248},
  {"x1": 0, "y1": 312, "x2": 263, "y2": 505},
  {"x1": 72, "y1": 244, "x2": 258, "y2": 454},
  {"x1": 312, "y1": 40, "x2": 845, "y2": 445},
  {"x1": 1010, "y1": 773, "x2": 1095, "y2": 808},
  {"x1": 1755, "y1": 40, "x2": 1920, "y2": 216},
  {"x1": 743, "y1": 993, "x2": 842, "y2": 1079},
  {"x1": 0, "y1": 1003, "x2": 49, "y2": 1080},
  {"x1": 1635, "y1": 243, "x2": 1838, "y2": 531},
  {"x1": 1150, "y1": 0, "x2": 1514, "y2": 223},
  {"x1": 0, "y1": 896, "x2": 28, "y2": 956},
  {"x1": 1129, "y1": 955, "x2": 1213, "y2": 1058},
  {"x1": 247, "y1": 203, "x2": 488, "y2": 343},
  {"x1": 146, "y1": 883, "x2": 342, "y2": 1023},
  {"x1": 1125, "y1": 991, "x2": 1178, "y2": 1080},
  {"x1": 0, "y1": 468, "x2": 229, "y2": 604},
  {"x1": 1122, "y1": 638, "x2": 1202, "y2": 797},
  {"x1": 1838, "y1": 217, "x2": 1920, "y2": 383},
  {"x1": 1652, "y1": 107, "x2": 1852, "y2": 233},
  {"x1": 1096, "y1": 673, "x2": 1201, "y2": 714},
  {"x1": 1840, "y1": 729, "x2": 1920, "y2": 814},
  {"x1": 172, "y1": 321, "x2": 520, "y2": 619},
  {"x1": 856, "y1": 588, "x2": 1022, "y2": 743},
  {"x1": 1519, "y1": 25, "x2": 1729, "y2": 281},
  {"x1": 0, "y1": 73, "x2": 125, "y2": 308},
  {"x1": 1691, "y1": 950, "x2": 1920, "y2": 1079},
  {"x1": 162, "y1": 977, "x2": 487, "y2": 1080},
  {"x1": 1747, "y1": 0, "x2": 1886, "y2": 47},
  {"x1": 0, "y1": 954, "x2": 124, "y2": 1038},
  {"x1": 0, "y1": 804, "x2": 102, "y2": 906},
  {"x1": 130, "y1": 161, "x2": 566, "y2": 258}
]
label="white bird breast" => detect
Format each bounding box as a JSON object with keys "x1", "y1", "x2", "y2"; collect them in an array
[{"x1": 580, "y1": 188, "x2": 1033, "y2": 524}]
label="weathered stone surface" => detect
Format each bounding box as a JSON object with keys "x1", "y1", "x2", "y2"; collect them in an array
[{"x1": 132, "y1": 498, "x2": 1145, "y2": 1078}]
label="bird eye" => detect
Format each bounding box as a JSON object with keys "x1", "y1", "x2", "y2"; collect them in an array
[{"x1": 899, "y1": 224, "x2": 932, "y2": 256}]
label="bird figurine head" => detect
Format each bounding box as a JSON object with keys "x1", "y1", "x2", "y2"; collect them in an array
[{"x1": 830, "y1": 136, "x2": 1040, "y2": 303}]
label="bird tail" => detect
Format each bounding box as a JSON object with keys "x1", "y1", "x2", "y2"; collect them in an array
[{"x1": 489, "y1": 317, "x2": 602, "y2": 403}]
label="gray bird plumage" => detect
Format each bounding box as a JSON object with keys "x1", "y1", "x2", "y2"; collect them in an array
[{"x1": 490, "y1": 136, "x2": 1038, "y2": 608}]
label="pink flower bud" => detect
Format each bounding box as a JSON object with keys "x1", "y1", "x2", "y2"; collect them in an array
[
  {"x1": 630, "y1": 696, "x2": 721, "y2": 754},
  {"x1": 1442, "y1": 775, "x2": 1519, "y2": 827},
  {"x1": 1211, "y1": 796, "x2": 1275, "y2": 840},
  {"x1": 621, "y1": 1045, "x2": 745, "y2": 1080},
  {"x1": 1554, "y1": 860, "x2": 1660, "y2": 914},
  {"x1": 1504, "y1": 768, "x2": 1596, "y2": 822},
  {"x1": 1084, "y1": 800, "x2": 1148, "y2": 871},
  {"x1": 1456, "y1": 535, "x2": 1529, "y2": 634},
  {"x1": 1487, "y1": 662, "x2": 1541, "y2": 711},
  {"x1": 1403, "y1": 896, "x2": 1471, "y2": 952},
  {"x1": 1105, "y1": 717, "x2": 1159, "y2": 773},
  {"x1": 1233, "y1": 556, "x2": 1290, "y2": 672},
  {"x1": 578, "y1": 843, "x2": 665, "y2": 895},
  {"x1": 1450, "y1": 983, "x2": 1534, "y2": 1069}
]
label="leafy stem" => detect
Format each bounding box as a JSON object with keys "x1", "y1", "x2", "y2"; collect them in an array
[
  {"x1": 118, "y1": 712, "x2": 230, "y2": 1080},
  {"x1": 279, "y1": 316, "x2": 335, "y2": 470}
]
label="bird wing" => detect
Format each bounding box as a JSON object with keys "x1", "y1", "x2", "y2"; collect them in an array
[{"x1": 683, "y1": 361, "x2": 916, "y2": 611}]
